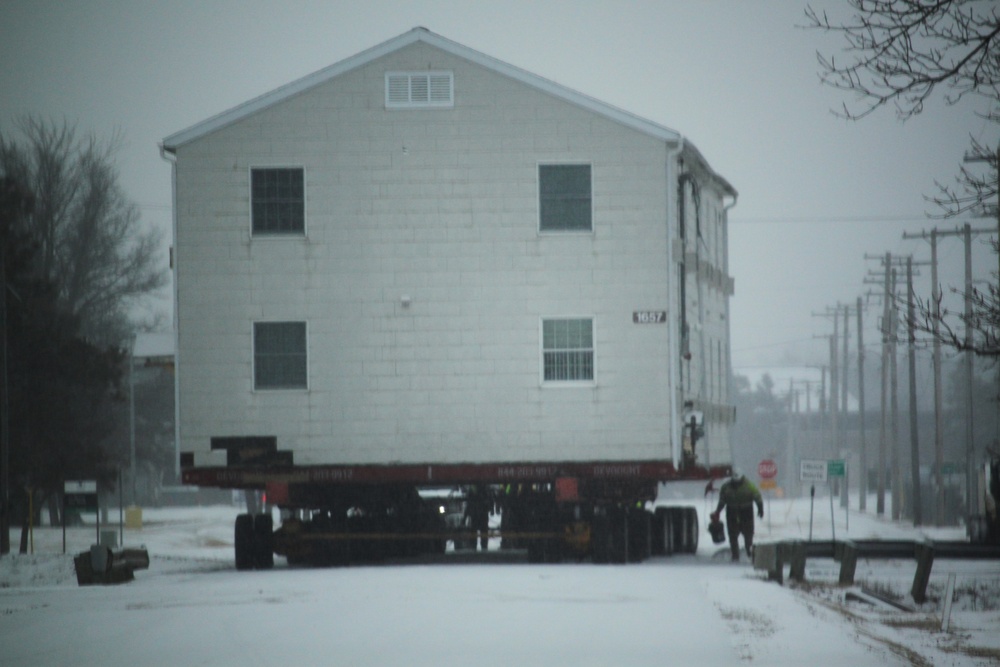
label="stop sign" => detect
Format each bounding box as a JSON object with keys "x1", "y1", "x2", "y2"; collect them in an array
[{"x1": 758, "y1": 459, "x2": 777, "y2": 480}]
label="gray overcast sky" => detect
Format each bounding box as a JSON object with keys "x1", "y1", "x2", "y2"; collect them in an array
[{"x1": 1, "y1": 0, "x2": 994, "y2": 373}]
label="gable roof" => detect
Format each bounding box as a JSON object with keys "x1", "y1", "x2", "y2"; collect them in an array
[
  {"x1": 161, "y1": 27, "x2": 735, "y2": 197},
  {"x1": 163, "y1": 27, "x2": 684, "y2": 150}
]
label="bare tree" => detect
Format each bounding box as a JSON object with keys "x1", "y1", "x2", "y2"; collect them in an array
[
  {"x1": 806, "y1": 1, "x2": 999, "y2": 120},
  {"x1": 0, "y1": 118, "x2": 166, "y2": 346},
  {"x1": 906, "y1": 239, "x2": 1000, "y2": 356},
  {"x1": 806, "y1": 0, "x2": 999, "y2": 216},
  {"x1": 808, "y1": 1, "x2": 999, "y2": 354}
]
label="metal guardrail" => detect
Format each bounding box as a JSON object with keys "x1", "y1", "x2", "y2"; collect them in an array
[{"x1": 754, "y1": 539, "x2": 1000, "y2": 604}]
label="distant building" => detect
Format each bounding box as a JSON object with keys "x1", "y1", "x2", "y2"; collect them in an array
[
  {"x1": 162, "y1": 28, "x2": 737, "y2": 472},
  {"x1": 133, "y1": 331, "x2": 174, "y2": 368}
]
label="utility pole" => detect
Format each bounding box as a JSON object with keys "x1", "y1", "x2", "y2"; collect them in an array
[
  {"x1": 963, "y1": 141, "x2": 1000, "y2": 321},
  {"x1": 867, "y1": 253, "x2": 919, "y2": 519},
  {"x1": 931, "y1": 229, "x2": 944, "y2": 525},
  {"x1": 787, "y1": 379, "x2": 796, "y2": 498},
  {"x1": 903, "y1": 225, "x2": 990, "y2": 524},
  {"x1": 960, "y1": 141, "x2": 999, "y2": 515},
  {"x1": 874, "y1": 252, "x2": 928, "y2": 524},
  {"x1": 831, "y1": 321, "x2": 839, "y2": 460},
  {"x1": 813, "y1": 306, "x2": 844, "y2": 472},
  {"x1": 906, "y1": 257, "x2": 922, "y2": 525},
  {"x1": 963, "y1": 223, "x2": 975, "y2": 516},
  {"x1": 877, "y1": 253, "x2": 892, "y2": 515},
  {"x1": 887, "y1": 254, "x2": 929, "y2": 524},
  {"x1": 841, "y1": 303, "x2": 850, "y2": 510},
  {"x1": 890, "y1": 265, "x2": 901, "y2": 521},
  {"x1": 856, "y1": 297, "x2": 867, "y2": 511},
  {"x1": 879, "y1": 256, "x2": 890, "y2": 516},
  {"x1": 820, "y1": 365, "x2": 828, "y2": 449}
]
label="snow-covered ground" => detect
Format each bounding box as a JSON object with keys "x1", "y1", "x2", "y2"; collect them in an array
[{"x1": 1, "y1": 485, "x2": 997, "y2": 666}]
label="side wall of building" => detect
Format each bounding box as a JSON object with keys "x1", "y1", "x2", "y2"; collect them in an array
[
  {"x1": 174, "y1": 42, "x2": 727, "y2": 467},
  {"x1": 676, "y1": 173, "x2": 734, "y2": 467}
]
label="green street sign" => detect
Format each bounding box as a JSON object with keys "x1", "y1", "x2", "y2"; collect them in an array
[
  {"x1": 64, "y1": 479, "x2": 98, "y2": 512},
  {"x1": 827, "y1": 460, "x2": 846, "y2": 478}
]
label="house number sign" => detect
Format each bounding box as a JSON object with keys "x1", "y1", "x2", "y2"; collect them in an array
[{"x1": 632, "y1": 311, "x2": 667, "y2": 324}]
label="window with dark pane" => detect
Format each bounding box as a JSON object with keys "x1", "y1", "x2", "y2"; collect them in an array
[
  {"x1": 254, "y1": 322, "x2": 307, "y2": 389},
  {"x1": 251, "y1": 168, "x2": 304, "y2": 235},
  {"x1": 539, "y1": 164, "x2": 591, "y2": 231},
  {"x1": 543, "y1": 318, "x2": 594, "y2": 382}
]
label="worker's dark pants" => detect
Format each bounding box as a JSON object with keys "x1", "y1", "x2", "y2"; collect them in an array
[{"x1": 726, "y1": 507, "x2": 755, "y2": 560}]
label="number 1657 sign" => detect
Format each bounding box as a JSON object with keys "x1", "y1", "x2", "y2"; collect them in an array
[{"x1": 633, "y1": 311, "x2": 666, "y2": 324}]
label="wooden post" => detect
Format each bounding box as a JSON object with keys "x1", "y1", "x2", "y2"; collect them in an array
[
  {"x1": 941, "y1": 573, "x2": 957, "y2": 631},
  {"x1": 839, "y1": 540, "x2": 858, "y2": 585},
  {"x1": 912, "y1": 542, "x2": 935, "y2": 604},
  {"x1": 788, "y1": 541, "x2": 807, "y2": 582}
]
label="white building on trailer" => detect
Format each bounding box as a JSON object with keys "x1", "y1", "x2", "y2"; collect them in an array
[{"x1": 162, "y1": 27, "x2": 737, "y2": 476}]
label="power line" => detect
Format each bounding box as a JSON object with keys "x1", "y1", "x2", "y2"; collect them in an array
[{"x1": 730, "y1": 215, "x2": 982, "y2": 225}]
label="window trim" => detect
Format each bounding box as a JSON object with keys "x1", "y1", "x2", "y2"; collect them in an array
[
  {"x1": 249, "y1": 166, "x2": 307, "y2": 237},
  {"x1": 540, "y1": 316, "x2": 596, "y2": 386},
  {"x1": 385, "y1": 71, "x2": 454, "y2": 109},
  {"x1": 252, "y1": 320, "x2": 309, "y2": 391},
  {"x1": 537, "y1": 162, "x2": 594, "y2": 234}
]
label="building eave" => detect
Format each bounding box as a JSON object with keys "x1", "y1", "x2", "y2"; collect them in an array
[{"x1": 681, "y1": 141, "x2": 738, "y2": 199}]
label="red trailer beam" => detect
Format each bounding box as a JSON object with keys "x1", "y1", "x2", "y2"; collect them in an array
[{"x1": 182, "y1": 460, "x2": 731, "y2": 488}]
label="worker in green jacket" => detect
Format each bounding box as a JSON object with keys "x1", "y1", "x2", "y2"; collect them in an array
[{"x1": 710, "y1": 469, "x2": 763, "y2": 562}]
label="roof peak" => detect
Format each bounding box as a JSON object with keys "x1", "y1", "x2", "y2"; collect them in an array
[{"x1": 162, "y1": 28, "x2": 685, "y2": 154}]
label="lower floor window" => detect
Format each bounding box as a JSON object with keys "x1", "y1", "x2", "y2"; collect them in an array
[
  {"x1": 543, "y1": 318, "x2": 594, "y2": 382},
  {"x1": 254, "y1": 321, "x2": 307, "y2": 389}
]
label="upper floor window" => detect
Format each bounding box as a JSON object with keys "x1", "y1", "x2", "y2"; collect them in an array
[
  {"x1": 254, "y1": 321, "x2": 307, "y2": 390},
  {"x1": 542, "y1": 318, "x2": 594, "y2": 383},
  {"x1": 385, "y1": 71, "x2": 454, "y2": 108},
  {"x1": 251, "y1": 168, "x2": 304, "y2": 235},
  {"x1": 539, "y1": 164, "x2": 592, "y2": 232}
]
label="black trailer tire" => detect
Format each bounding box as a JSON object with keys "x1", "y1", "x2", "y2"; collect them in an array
[
  {"x1": 234, "y1": 514, "x2": 255, "y2": 571},
  {"x1": 591, "y1": 511, "x2": 610, "y2": 564},
  {"x1": 652, "y1": 507, "x2": 675, "y2": 556},
  {"x1": 684, "y1": 507, "x2": 699, "y2": 554},
  {"x1": 661, "y1": 508, "x2": 674, "y2": 556},
  {"x1": 628, "y1": 509, "x2": 651, "y2": 562},
  {"x1": 666, "y1": 506, "x2": 699, "y2": 554},
  {"x1": 650, "y1": 508, "x2": 665, "y2": 556},
  {"x1": 607, "y1": 507, "x2": 628, "y2": 564},
  {"x1": 668, "y1": 507, "x2": 687, "y2": 554},
  {"x1": 651, "y1": 507, "x2": 674, "y2": 556},
  {"x1": 674, "y1": 506, "x2": 696, "y2": 554},
  {"x1": 254, "y1": 513, "x2": 275, "y2": 569}
]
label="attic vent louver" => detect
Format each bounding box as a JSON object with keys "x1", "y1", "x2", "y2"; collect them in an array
[{"x1": 386, "y1": 71, "x2": 453, "y2": 108}]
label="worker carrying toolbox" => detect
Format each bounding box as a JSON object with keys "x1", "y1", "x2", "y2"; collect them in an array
[{"x1": 710, "y1": 469, "x2": 764, "y2": 562}]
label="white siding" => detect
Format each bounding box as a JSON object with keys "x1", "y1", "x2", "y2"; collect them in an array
[{"x1": 174, "y1": 42, "x2": 727, "y2": 467}]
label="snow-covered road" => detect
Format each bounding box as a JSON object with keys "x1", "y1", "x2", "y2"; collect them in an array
[
  {"x1": 2, "y1": 557, "x2": 903, "y2": 666},
  {"x1": 1, "y1": 499, "x2": 997, "y2": 666}
]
